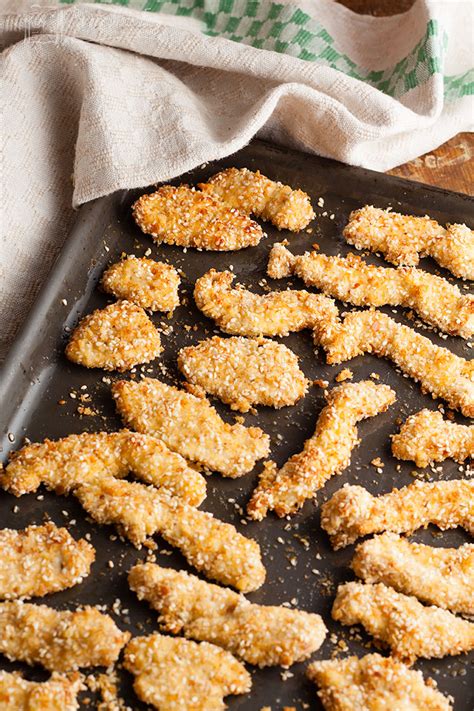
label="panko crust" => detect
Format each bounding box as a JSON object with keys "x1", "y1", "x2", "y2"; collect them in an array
[
  {"x1": 76, "y1": 478, "x2": 265, "y2": 592},
  {"x1": 178, "y1": 336, "x2": 308, "y2": 412},
  {"x1": 321, "y1": 479, "x2": 474, "y2": 549},
  {"x1": 132, "y1": 185, "x2": 263, "y2": 251},
  {"x1": 352, "y1": 533, "x2": 474, "y2": 615},
  {"x1": 332, "y1": 582, "x2": 474, "y2": 663},
  {"x1": 112, "y1": 377, "x2": 270, "y2": 478},
  {"x1": 307, "y1": 653, "x2": 452, "y2": 711},
  {"x1": 128, "y1": 564, "x2": 326, "y2": 668},
  {"x1": 0, "y1": 671, "x2": 83, "y2": 711},
  {"x1": 0, "y1": 522, "x2": 95, "y2": 600},
  {"x1": 101, "y1": 256, "x2": 180, "y2": 313},
  {"x1": 123, "y1": 634, "x2": 251, "y2": 711},
  {"x1": 0, "y1": 601, "x2": 130, "y2": 671},
  {"x1": 199, "y1": 167, "x2": 314, "y2": 231},
  {"x1": 247, "y1": 381, "x2": 395, "y2": 519},
  {"x1": 65, "y1": 300, "x2": 162, "y2": 371}
]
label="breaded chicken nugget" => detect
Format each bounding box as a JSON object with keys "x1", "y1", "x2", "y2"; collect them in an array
[
  {"x1": 101, "y1": 256, "x2": 180, "y2": 313},
  {"x1": 0, "y1": 522, "x2": 95, "y2": 600},
  {"x1": 129, "y1": 564, "x2": 326, "y2": 668},
  {"x1": 391, "y1": 409, "x2": 474, "y2": 468},
  {"x1": 306, "y1": 653, "x2": 452, "y2": 711},
  {"x1": 194, "y1": 269, "x2": 338, "y2": 337},
  {"x1": 332, "y1": 581, "x2": 474, "y2": 663},
  {"x1": 112, "y1": 377, "x2": 270, "y2": 478},
  {"x1": 199, "y1": 167, "x2": 314, "y2": 231},
  {"x1": 1, "y1": 430, "x2": 206, "y2": 505},
  {"x1": 352, "y1": 533, "x2": 474, "y2": 615},
  {"x1": 321, "y1": 480, "x2": 474, "y2": 549},
  {"x1": 76, "y1": 478, "x2": 265, "y2": 592},
  {"x1": 132, "y1": 185, "x2": 263, "y2": 251},
  {"x1": 248, "y1": 381, "x2": 395, "y2": 519},
  {"x1": 269, "y1": 243, "x2": 474, "y2": 338},
  {"x1": 65, "y1": 300, "x2": 162, "y2": 371},
  {"x1": 0, "y1": 671, "x2": 83, "y2": 711},
  {"x1": 343, "y1": 206, "x2": 474, "y2": 280},
  {"x1": 0, "y1": 601, "x2": 130, "y2": 671},
  {"x1": 123, "y1": 634, "x2": 251, "y2": 711},
  {"x1": 178, "y1": 336, "x2": 308, "y2": 412}
]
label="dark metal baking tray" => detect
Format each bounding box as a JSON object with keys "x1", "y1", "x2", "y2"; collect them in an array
[{"x1": 0, "y1": 140, "x2": 472, "y2": 710}]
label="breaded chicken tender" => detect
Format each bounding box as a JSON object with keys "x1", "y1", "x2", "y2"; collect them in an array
[
  {"x1": 352, "y1": 533, "x2": 474, "y2": 615},
  {"x1": 332, "y1": 581, "x2": 474, "y2": 663},
  {"x1": 321, "y1": 479, "x2": 474, "y2": 549},
  {"x1": 269, "y1": 243, "x2": 474, "y2": 338},
  {"x1": 129, "y1": 564, "x2": 326, "y2": 667},
  {"x1": 194, "y1": 269, "x2": 338, "y2": 337},
  {"x1": 199, "y1": 167, "x2": 314, "y2": 231},
  {"x1": 76, "y1": 478, "x2": 265, "y2": 592},
  {"x1": 132, "y1": 185, "x2": 263, "y2": 250},
  {"x1": 306, "y1": 653, "x2": 452, "y2": 711},
  {"x1": 391, "y1": 409, "x2": 474, "y2": 467},
  {"x1": 112, "y1": 377, "x2": 270, "y2": 477},
  {"x1": 0, "y1": 522, "x2": 95, "y2": 600},
  {"x1": 178, "y1": 336, "x2": 308, "y2": 412},
  {"x1": 0, "y1": 601, "x2": 130, "y2": 671},
  {"x1": 343, "y1": 206, "x2": 474, "y2": 280},
  {"x1": 247, "y1": 381, "x2": 395, "y2": 519},
  {"x1": 65, "y1": 300, "x2": 162, "y2": 371},
  {"x1": 1, "y1": 430, "x2": 206, "y2": 505},
  {"x1": 123, "y1": 634, "x2": 251, "y2": 711},
  {"x1": 0, "y1": 671, "x2": 83, "y2": 711},
  {"x1": 101, "y1": 256, "x2": 180, "y2": 313}
]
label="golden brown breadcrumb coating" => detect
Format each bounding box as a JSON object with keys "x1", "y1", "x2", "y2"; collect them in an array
[
  {"x1": 307, "y1": 653, "x2": 452, "y2": 711},
  {"x1": 268, "y1": 242, "x2": 474, "y2": 338},
  {"x1": 199, "y1": 167, "x2": 314, "y2": 231},
  {"x1": 0, "y1": 671, "x2": 83, "y2": 711},
  {"x1": 391, "y1": 409, "x2": 474, "y2": 467},
  {"x1": 0, "y1": 601, "x2": 130, "y2": 671},
  {"x1": 132, "y1": 185, "x2": 263, "y2": 250},
  {"x1": 123, "y1": 634, "x2": 251, "y2": 711},
  {"x1": 0, "y1": 522, "x2": 95, "y2": 600},
  {"x1": 112, "y1": 377, "x2": 270, "y2": 478},
  {"x1": 65, "y1": 300, "x2": 162, "y2": 371},
  {"x1": 76, "y1": 478, "x2": 265, "y2": 592},
  {"x1": 247, "y1": 381, "x2": 395, "y2": 519},
  {"x1": 101, "y1": 256, "x2": 180, "y2": 313},
  {"x1": 332, "y1": 581, "x2": 474, "y2": 663},
  {"x1": 128, "y1": 564, "x2": 326, "y2": 668},
  {"x1": 178, "y1": 336, "x2": 308, "y2": 412},
  {"x1": 352, "y1": 533, "x2": 474, "y2": 615},
  {"x1": 1, "y1": 429, "x2": 206, "y2": 505},
  {"x1": 343, "y1": 206, "x2": 474, "y2": 280},
  {"x1": 321, "y1": 479, "x2": 474, "y2": 549}
]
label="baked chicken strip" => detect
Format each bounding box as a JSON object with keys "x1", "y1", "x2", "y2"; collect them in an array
[
  {"x1": 0, "y1": 671, "x2": 83, "y2": 711},
  {"x1": 132, "y1": 185, "x2": 263, "y2": 250},
  {"x1": 0, "y1": 522, "x2": 95, "y2": 600},
  {"x1": 112, "y1": 377, "x2": 270, "y2": 477},
  {"x1": 1, "y1": 429, "x2": 206, "y2": 505},
  {"x1": 268, "y1": 242, "x2": 474, "y2": 338},
  {"x1": 332, "y1": 581, "x2": 474, "y2": 663},
  {"x1": 248, "y1": 381, "x2": 395, "y2": 519},
  {"x1": 199, "y1": 167, "x2": 314, "y2": 231},
  {"x1": 343, "y1": 205, "x2": 474, "y2": 280},
  {"x1": 123, "y1": 634, "x2": 251, "y2": 711},
  {"x1": 128, "y1": 564, "x2": 326, "y2": 668},
  {"x1": 178, "y1": 336, "x2": 308, "y2": 412},
  {"x1": 321, "y1": 479, "x2": 474, "y2": 549},
  {"x1": 306, "y1": 653, "x2": 452, "y2": 711},
  {"x1": 0, "y1": 601, "x2": 130, "y2": 671},
  {"x1": 101, "y1": 256, "x2": 180, "y2": 313},
  {"x1": 391, "y1": 409, "x2": 474, "y2": 468},
  {"x1": 76, "y1": 478, "x2": 265, "y2": 592},
  {"x1": 351, "y1": 533, "x2": 474, "y2": 615}
]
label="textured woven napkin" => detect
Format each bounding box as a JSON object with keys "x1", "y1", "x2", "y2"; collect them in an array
[{"x1": 1, "y1": 0, "x2": 473, "y2": 358}]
